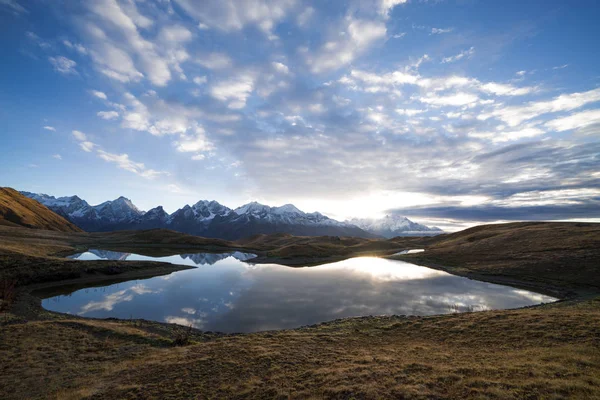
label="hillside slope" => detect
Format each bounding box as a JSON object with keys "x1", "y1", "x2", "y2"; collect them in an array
[
  {"x1": 395, "y1": 221, "x2": 600, "y2": 296},
  {"x1": 0, "y1": 188, "x2": 82, "y2": 233}
]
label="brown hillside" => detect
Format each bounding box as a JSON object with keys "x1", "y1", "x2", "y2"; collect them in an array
[{"x1": 0, "y1": 187, "x2": 82, "y2": 233}]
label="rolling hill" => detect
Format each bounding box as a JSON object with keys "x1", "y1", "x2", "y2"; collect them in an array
[{"x1": 0, "y1": 187, "x2": 82, "y2": 232}]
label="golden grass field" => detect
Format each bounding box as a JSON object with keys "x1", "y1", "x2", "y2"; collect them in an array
[{"x1": 1, "y1": 216, "x2": 599, "y2": 399}]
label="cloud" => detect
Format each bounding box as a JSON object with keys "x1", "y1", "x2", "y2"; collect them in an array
[
  {"x1": 48, "y1": 56, "x2": 77, "y2": 74},
  {"x1": 63, "y1": 40, "x2": 87, "y2": 55},
  {"x1": 272, "y1": 62, "x2": 290, "y2": 74},
  {"x1": 72, "y1": 130, "x2": 87, "y2": 141},
  {"x1": 52, "y1": 154, "x2": 62, "y2": 160},
  {"x1": 79, "y1": 142, "x2": 96, "y2": 152},
  {"x1": 305, "y1": 17, "x2": 386, "y2": 73},
  {"x1": 196, "y1": 52, "x2": 233, "y2": 70},
  {"x1": 193, "y1": 76, "x2": 207, "y2": 85},
  {"x1": 479, "y1": 88, "x2": 600, "y2": 126},
  {"x1": 173, "y1": 0, "x2": 297, "y2": 37},
  {"x1": 97, "y1": 111, "x2": 120, "y2": 120},
  {"x1": 419, "y1": 92, "x2": 480, "y2": 107},
  {"x1": 442, "y1": 47, "x2": 475, "y2": 63},
  {"x1": 544, "y1": 109, "x2": 600, "y2": 132},
  {"x1": 377, "y1": 0, "x2": 408, "y2": 17},
  {"x1": 0, "y1": 0, "x2": 27, "y2": 14},
  {"x1": 210, "y1": 73, "x2": 255, "y2": 109},
  {"x1": 72, "y1": 130, "x2": 96, "y2": 152},
  {"x1": 43, "y1": 126, "x2": 56, "y2": 131},
  {"x1": 90, "y1": 90, "x2": 108, "y2": 100},
  {"x1": 86, "y1": 0, "x2": 171, "y2": 86},
  {"x1": 431, "y1": 27, "x2": 453, "y2": 34},
  {"x1": 97, "y1": 150, "x2": 167, "y2": 179},
  {"x1": 296, "y1": 6, "x2": 314, "y2": 27},
  {"x1": 175, "y1": 125, "x2": 213, "y2": 153}
]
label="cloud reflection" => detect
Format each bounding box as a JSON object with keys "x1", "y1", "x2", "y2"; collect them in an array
[{"x1": 44, "y1": 255, "x2": 557, "y2": 333}]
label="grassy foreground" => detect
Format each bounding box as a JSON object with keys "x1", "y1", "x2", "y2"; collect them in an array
[{"x1": 1, "y1": 222, "x2": 599, "y2": 399}]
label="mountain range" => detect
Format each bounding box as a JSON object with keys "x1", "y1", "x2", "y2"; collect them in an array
[{"x1": 20, "y1": 191, "x2": 442, "y2": 240}]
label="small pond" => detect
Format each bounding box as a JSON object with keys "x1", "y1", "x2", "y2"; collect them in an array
[{"x1": 38, "y1": 250, "x2": 557, "y2": 333}]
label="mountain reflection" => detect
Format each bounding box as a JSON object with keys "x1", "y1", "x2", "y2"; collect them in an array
[
  {"x1": 68, "y1": 249, "x2": 257, "y2": 265},
  {"x1": 43, "y1": 255, "x2": 556, "y2": 333}
]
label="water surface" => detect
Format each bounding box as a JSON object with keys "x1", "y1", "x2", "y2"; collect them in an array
[{"x1": 39, "y1": 251, "x2": 556, "y2": 333}]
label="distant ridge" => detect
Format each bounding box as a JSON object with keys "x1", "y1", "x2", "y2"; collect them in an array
[
  {"x1": 0, "y1": 187, "x2": 82, "y2": 232},
  {"x1": 348, "y1": 214, "x2": 443, "y2": 238},
  {"x1": 20, "y1": 191, "x2": 376, "y2": 240}
]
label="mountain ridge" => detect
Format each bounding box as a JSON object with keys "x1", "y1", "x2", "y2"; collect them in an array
[
  {"x1": 348, "y1": 214, "x2": 443, "y2": 238},
  {"x1": 20, "y1": 191, "x2": 441, "y2": 240}
]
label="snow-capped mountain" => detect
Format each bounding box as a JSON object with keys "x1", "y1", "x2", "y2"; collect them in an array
[
  {"x1": 348, "y1": 214, "x2": 443, "y2": 238},
  {"x1": 20, "y1": 192, "x2": 376, "y2": 240}
]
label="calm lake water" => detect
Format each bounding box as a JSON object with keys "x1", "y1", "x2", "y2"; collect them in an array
[{"x1": 39, "y1": 250, "x2": 557, "y2": 333}]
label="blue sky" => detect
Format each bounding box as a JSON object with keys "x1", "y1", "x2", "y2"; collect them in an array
[{"x1": 0, "y1": 0, "x2": 599, "y2": 231}]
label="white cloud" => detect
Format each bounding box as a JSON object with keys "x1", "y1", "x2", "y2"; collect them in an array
[
  {"x1": 544, "y1": 109, "x2": 600, "y2": 132},
  {"x1": 296, "y1": 6, "x2": 314, "y2": 27},
  {"x1": 90, "y1": 90, "x2": 108, "y2": 100},
  {"x1": 431, "y1": 27, "x2": 453, "y2": 34},
  {"x1": 175, "y1": 124, "x2": 213, "y2": 153},
  {"x1": 470, "y1": 127, "x2": 545, "y2": 143},
  {"x1": 72, "y1": 130, "x2": 87, "y2": 141},
  {"x1": 52, "y1": 154, "x2": 62, "y2": 160},
  {"x1": 272, "y1": 61, "x2": 290, "y2": 74},
  {"x1": 87, "y1": 0, "x2": 171, "y2": 86},
  {"x1": 377, "y1": 0, "x2": 408, "y2": 17},
  {"x1": 80, "y1": 141, "x2": 96, "y2": 152},
  {"x1": 173, "y1": 0, "x2": 297, "y2": 36},
  {"x1": 306, "y1": 17, "x2": 386, "y2": 73},
  {"x1": 48, "y1": 56, "x2": 77, "y2": 75},
  {"x1": 0, "y1": 0, "x2": 28, "y2": 14},
  {"x1": 419, "y1": 92, "x2": 480, "y2": 107},
  {"x1": 392, "y1": 32, "x2": 406, "y2": 39},
  {"x1": 396, "y1": 109, "x2": 425, "y2": 116},
  {"x1": 43, "y1": 126, "x2": 56, "y2": 131},
  {"x1": 97, "y1": 150, "x2": 167, "y2": 179},
  {"x1": 210, "y1": 73, "x2": 255, "y2": 109},
  {"x1": 72, "y1": 130, "x2": 96, "y2": 152},
  {"x1": 97, "y1": 111, "x2": 120, "y2": 120},
  {"x1": 63, "y1": 40, "x2": 87, "y2": 55},
  {"x1": 196, "y1": 52, "x2": 232, "y2": 70},
  {"x1": 191, "y1": 154, "x2": 206, "y2": 160},
  {"x1": 480, "y1": 82, "x2": 536, "y2": 96},
  {"x1": 480, "y1": 88, "x2": 600, "y2": 126},
  {"x1": 193, "y1": 76, "x2": 207, "y2": 85},
  {"x1": 442, "y1": 47, "x2": 475, "y2": 63}
]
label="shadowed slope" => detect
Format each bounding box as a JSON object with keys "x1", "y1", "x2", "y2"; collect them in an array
[
  {"x1": 395, "y1": 222, "x2": 600, "y2": 296},
  {"x1": 0, "y1": 188, "x2": 82, "y2": 233}
]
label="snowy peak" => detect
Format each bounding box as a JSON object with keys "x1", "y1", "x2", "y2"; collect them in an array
[
  {"x1": 234, "y1": 201, "x2": 271, "y2": 216},
  {"x1": 273, "y1": 204, "x2": 302, "y2": 215},
  {"x1": 348, "y1": 214, "x2": 443, "y2": 238},
  {"x1": 143, "y1": 206, "x2": 169, "y2": 222},
  {"x1": 95, "y1": 196, "x2": 143, "y2": 222},
  {"x1": 192, "y1": 200, "x2": 232, "y2": 220}
]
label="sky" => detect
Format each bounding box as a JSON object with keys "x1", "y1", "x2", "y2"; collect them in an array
[{"x1": 0, "y1": 0, "x2": 599, "y2": 232}]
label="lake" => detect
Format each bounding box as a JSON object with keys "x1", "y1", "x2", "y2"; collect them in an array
[{"x1": 38, "y1": 250, "x2": 557, "y2": 333}]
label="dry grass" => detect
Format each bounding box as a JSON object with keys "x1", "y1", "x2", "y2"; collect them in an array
[
  {"x1": 1, "y1": 299, "x2": 599, "y2": 399},
  {"x1": 0, "y1": 187, "x2": 82, "y2": 233},
  {"x1": 0, "y1": 221, "x2": 599, "y2": 398}
]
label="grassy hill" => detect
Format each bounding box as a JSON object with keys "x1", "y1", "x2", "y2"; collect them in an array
[
  {"x1": 0, "y1": 222, "x2": 598, "y2": 398},
  {"x1": 393, "y1": 222, "x2": 600, "y2": 297},
  {"x1": 0, "y1": 187, "x2": 82, "y2": 233}
]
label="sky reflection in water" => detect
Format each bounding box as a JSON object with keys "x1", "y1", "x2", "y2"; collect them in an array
[{"x1": 41, "y1": 251, "x2": 556, "y2": 333}]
